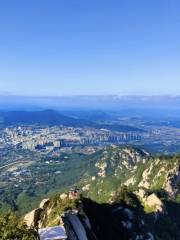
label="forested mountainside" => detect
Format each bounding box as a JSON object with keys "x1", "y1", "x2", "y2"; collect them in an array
[
  {"x1": 1, "y1": 146, "x2": 180, "y2": 239},
  {"x1": 79, "y1": 146, "x2": 180, "y2": 202}
]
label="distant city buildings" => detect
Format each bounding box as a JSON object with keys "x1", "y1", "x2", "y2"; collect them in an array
[
  {"x1": 0, "y1": 124, "x2": 179, "y2": 156},
  {"x1": 0, "y1": 125, "x2": 143, "y2": 153}
]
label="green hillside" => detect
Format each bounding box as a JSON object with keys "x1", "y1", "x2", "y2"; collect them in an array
[{"x1": 1, "y1": 146, "x2": 180, "y2": 239}]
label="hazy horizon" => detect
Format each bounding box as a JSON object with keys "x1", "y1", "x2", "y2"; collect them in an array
[
  {"x1": 0, "y1": 94, "x2": 180, "y2": 113},
  {"x1": 0, "y1": 92, "x2": 180, "y2": 98}
]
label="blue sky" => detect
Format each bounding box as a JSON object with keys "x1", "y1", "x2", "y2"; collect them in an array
[{"x1": 0, "y1": 0, "x2": 180, "y2": 96}]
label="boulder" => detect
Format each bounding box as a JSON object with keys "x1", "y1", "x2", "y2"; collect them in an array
[
  {"x1": 39, "y1": 198, "x2": 50, "y2": 209},
  {"x1": 60, "y1": 193, "x2": 68, "y2": 200},
  {"x1": 82, "y1": 184, "x2": 90, "y2": 191},
  {"x1": 136, "y1": 188, "x2": 146, "y2": 200},
  {"x1": 145, "y1": 193, "x2": 164, "y2": 213},
  {"x1": 24, "y1": 208, "x2": 42, "y2": 227}
]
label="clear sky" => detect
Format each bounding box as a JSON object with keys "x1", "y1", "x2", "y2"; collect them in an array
[{"x1": 0, "y1": 0, "x2": 180, "y2": 96}]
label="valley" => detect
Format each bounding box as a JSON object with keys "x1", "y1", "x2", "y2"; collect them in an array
[{"x1": 0, "y1": 110, "x2": 180, "y2": 239}]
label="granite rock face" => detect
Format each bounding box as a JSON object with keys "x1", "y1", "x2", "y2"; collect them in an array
[
  {"x1": 145, "y1": 193, "x2": 165, "y2": 213},
  {"x1": 24, "y1": 208, "x2": 42, "y2": 228}
]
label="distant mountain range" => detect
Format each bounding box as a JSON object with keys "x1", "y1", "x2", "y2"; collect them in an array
[
  {"x1": 0, "y1": 109, "x2": 143, "y2": 132},
  {"x1": 0, "y1": 109, "x2": 82, "y2": 126}
]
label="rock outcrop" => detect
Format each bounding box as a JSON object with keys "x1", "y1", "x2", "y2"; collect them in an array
[
  {"x1": 24, "y1": 198, "x2": 50, "y2": 228},
  {"x1": 39, "y1": 198, "x2": 50, "y2": 209},
  {"x1": 145, "y1": 193, "x2": 165, "y2": 213},
  {"x1": 24, "y1": 208, "x2": 42, "y2": 228},
  {"x1": 164, "y1": 164, "x2": 180, "y2": 198}
]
